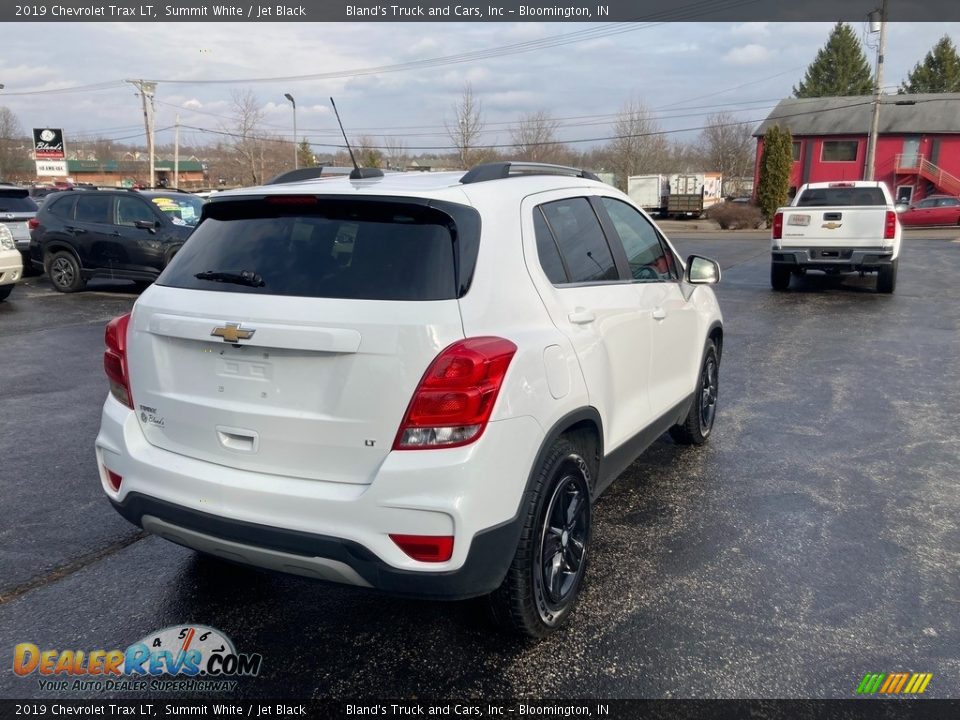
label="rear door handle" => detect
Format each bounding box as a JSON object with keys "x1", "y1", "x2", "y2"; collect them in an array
[
  {"x1": 568, "y1": 309, "x2": 596, "y2": 325},
  {"x1": 65, "y1": 226, "x2": 86, "y2": 234},
  {"x1": 652, "y1": 307, "x2": 667, "y2": 321}
]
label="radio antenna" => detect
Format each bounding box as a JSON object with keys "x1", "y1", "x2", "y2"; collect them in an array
[{"x1": 330, "y1": 97, "x2": 383, "y2": 180}]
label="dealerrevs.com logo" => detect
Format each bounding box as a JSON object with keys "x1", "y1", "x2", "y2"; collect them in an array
[{"x1": 13, "y1": 625, "x2": 262, "y2": 692}]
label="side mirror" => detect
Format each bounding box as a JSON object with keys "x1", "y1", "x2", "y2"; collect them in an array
[
  {"x1": 134, "y1": 219, "x2": 158, "y2": 233},
  {"x1": 686, "y1": 255, "x2": 720, "y2": 285}
]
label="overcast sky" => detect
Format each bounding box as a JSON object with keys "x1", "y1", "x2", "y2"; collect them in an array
[{"x1": 2, "y1": 22, "x2": 958, "y2": 155}]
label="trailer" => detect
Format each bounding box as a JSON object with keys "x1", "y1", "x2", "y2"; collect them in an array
[
  {"x1": 627, "y1": 174, "x2": 667, "y2": 215},
  {"x1": 664, "y1": 172, "x2": 724, "y2": 218}
]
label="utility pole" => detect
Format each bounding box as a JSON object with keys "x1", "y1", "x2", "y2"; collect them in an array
[
  {"x1": 174, "y1": 113, "x2": 180, "y2": 188},
  {"x1": 864, "y1": 0, "x2": 888, "y2": 181},
  {"x1": 128, "y1": 80, "x2": 157, "y2": 187}
]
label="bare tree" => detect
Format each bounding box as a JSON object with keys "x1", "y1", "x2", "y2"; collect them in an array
[
  {"x1": 606, "y1": 99, "x2": 669, "y2": 191},
  {"x1": 0, "y1": 107, "x2": 29, "y2": 181},
  {"x1": 383, "y1": 136, "x2": 408, "y2": 170},
  {"x1": 509, "y1": 110, "x2": 568, "y2": 164},
  {"x1": 223, "y1": 90, "x2": 269, "y2": 186},
  {"x1": 355, "y1": 135, "x2": 383, "y2": 169},
  {"x1": 445, "y1": 83, "x2": 485, "y2": 169},
  {"x1": 697, "y1": 112, "x2": 755, "y2": 194}
]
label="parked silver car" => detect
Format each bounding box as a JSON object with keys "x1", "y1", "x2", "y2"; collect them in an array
[{"x1": 0, "y1": 185, "x2": 39, "y2": 271}]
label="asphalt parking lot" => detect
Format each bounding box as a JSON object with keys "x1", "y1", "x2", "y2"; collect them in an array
[{"x1": 1, "y1": 230, "x2": 958, "y2": 699}]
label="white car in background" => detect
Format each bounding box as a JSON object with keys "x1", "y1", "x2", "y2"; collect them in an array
[{"x1": 0, "y1": 223, "x2": 23, "y2": 302}]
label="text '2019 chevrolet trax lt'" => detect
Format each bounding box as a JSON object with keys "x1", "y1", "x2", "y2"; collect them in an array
[{"x1": 96, "y1": 162, "x2": 723, "y2": 637}]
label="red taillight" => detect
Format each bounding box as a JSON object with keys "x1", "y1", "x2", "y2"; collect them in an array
[
  {"x1": 104, "y1": 313, "x2": 133, "y2": 409},
  {"x1": 772, "y1": 212, "x2": 784, "y2": 240},
  {"x1": 389, "y1": 534, "x2": 454, "y2": 563},
  {"x1": 884, "y1": 210, "x2": 897, "y2": 240},
  {"x1": 106, "y1": 469, "x2": 123, "y2": 492},
  {"x1": 393, "y1": 337, "x2": 517, "y2": 450},
  {"x1": 28, "y1": 218, "x2": 39, "y2": 230}
]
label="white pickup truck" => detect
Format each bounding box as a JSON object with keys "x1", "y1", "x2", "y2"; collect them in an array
[{"x1": 771, "y1": 181, "x2": 901, "y2": 293}]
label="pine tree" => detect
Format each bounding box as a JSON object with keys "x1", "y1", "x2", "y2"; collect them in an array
[
  {"x1": 793, "y1": 22, "x2": 874, "y2": 98},
  {"x1": 297, "y1": 138, "x2": 316, "y2": 168},
  {"x1": 901, "y1": 36, "x2": 960, "y2": 93},
  {"x1": 756, "y1": 125, "x2": 793, "y2": 223}
]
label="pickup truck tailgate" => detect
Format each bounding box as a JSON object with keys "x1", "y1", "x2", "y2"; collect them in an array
[{"x1": 780, "y1": 207, "x2": 891, "y2": 246}]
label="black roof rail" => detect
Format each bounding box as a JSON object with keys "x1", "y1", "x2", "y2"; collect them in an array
[
  {"x1": 266, "y1": 166, "x2": 382, "y2": 185},
  {"x1": 460, "y1": 162, "x2": 601, "y2": 184}
]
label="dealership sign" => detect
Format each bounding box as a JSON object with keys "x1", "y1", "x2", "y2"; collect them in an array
[
  {"x1": 36, "y1": 160, "x2": 68, "y2": 177},
  {"x1": 33, "y1": 128, "x2": 66, "y2": 160}
]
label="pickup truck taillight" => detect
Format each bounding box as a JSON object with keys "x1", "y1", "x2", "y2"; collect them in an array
[
  {"x1": 772, "y1": 212, "x2": 784, "y2": 240},
  {"x1": 884, "y1": 210, "x2": 897, "y2": 240},
  {"x1": 104, "y1": 313, "x2": 133, "y2": 409}
]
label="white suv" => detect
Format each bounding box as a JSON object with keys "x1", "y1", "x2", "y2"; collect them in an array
[{"x1": 96, "y1": 162, "x2": 723, "y2": 637}]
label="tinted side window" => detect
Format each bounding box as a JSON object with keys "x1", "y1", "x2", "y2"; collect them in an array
[
  {"x1": 601, "y1": 197, "x2": 675, "y2": 282},
  {"x1": 533, "y1": 208, "x2": 567, "y2": 284},
  {"x1": 937, "y1": 198, "x2": 959, "y2": 207},
  {"x1": 46, "y1": 195, "x2": 77, "y2": 220},
  {"x1": 117, "y1": 196, "x2": 158, "y2": 225},
  {"x1": 75, "y1": 195, "x2": 113, "y2": 224},
  {"x1": 540, "y1": 197, "x2": 617, "y2": 284}
]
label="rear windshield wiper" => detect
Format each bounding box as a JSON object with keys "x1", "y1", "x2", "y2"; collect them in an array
[{"x1": 194, "y1": 270, "x2": 265, "y2": 287}]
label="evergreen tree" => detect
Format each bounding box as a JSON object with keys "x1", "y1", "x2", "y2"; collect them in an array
[
  {"x1": 794, "y1": 22, "x2": 874, "y2": 98},
  {"x1": 297, "y1": 138, "x2": 316, "y2": 167},
  {"x1": 901, "y1": 36, "x2": 960, "y2": 93},
  {"x1": 756, "y1": 125, "x2": 793, "y2": 223}
]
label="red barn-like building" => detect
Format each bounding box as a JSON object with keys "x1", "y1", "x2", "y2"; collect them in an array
[{"x1": 753, "y1": 94, "x2": 960, "y2": 206}]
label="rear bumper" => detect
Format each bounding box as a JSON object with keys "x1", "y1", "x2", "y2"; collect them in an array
[
  {"x1": 772, "y1": 247, "x2": 895, "y2": 270},
  {"x1": 95, "y1": 396, "x2": 544, "y2": 599}
]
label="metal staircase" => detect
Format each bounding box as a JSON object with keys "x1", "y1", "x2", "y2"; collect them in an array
[{"x1": 894, "y1": 154, "x2": 960, "y2": 196}]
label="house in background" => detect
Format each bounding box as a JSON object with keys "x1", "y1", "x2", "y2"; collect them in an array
[{"x1": 753, "y1": 93, "x2": 960, "y2": 206}]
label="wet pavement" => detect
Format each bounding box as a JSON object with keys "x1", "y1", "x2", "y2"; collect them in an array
[{"x1": 1, "y1": 232, "x2": 958, "y2": 699}]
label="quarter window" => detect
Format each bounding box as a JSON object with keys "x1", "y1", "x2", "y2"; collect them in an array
[
  {"x1": 533, "y1": 208, "x2": 567, "y2": 284},
  {"x1": 600, "y1": 197, "x2": 676, "y2": 282},
  {"x1": 539, "y1": 197, "x2": 618, "y2": 284}
]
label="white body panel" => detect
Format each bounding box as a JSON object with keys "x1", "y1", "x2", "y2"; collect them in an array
[{"x1": 0, "y1": 247, "x2": 22, "y2": 287}]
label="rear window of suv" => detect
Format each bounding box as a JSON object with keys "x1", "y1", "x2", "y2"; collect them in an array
[
  {"x1": 158, "y1": 196, "x2": 479, "y2": 301},
  {"x1": 0, "y1": 191, "x2": 38, "y2": 213}
]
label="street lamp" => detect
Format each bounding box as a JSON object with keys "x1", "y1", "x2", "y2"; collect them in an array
[{"x1": 284, "y1": 93, "x2": 298, "y2": 170}]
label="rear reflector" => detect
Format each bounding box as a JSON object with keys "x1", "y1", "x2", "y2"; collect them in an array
[
  {"x1": 772, "y1": 212, "x2": 784, "y2": 239},
  {"x1": 389, "y1": 534, "x2": 454, "y2": 563},
  {"x1": 106, "y1": 470, "x2": 122, "y2": 492},
  {"x1": 884, "y1": 210, "x2": 897, "y2": 239},
  {"x1": 394, "y1": 337, "x2": 517, "y2": 450}
]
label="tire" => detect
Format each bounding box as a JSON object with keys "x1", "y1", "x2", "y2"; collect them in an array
[
  {"x1": 488, "y1": 438, "x2": 592, "y2": 638},
  {"x1": 47, "y1": 251, "x2": 86, "y2": 293},
  {"x1": 0, "y1": 285, "x2": 12, "y2": 302},
  {"x1": 877, "y1": 259, "x2": 897, "y2": 294},
  {"x1": 771, "y1": 264, "x2": 791, "y2": 291},
  {"x1": 670, "y1": 339, "x2": 720, "y2": 446}
]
